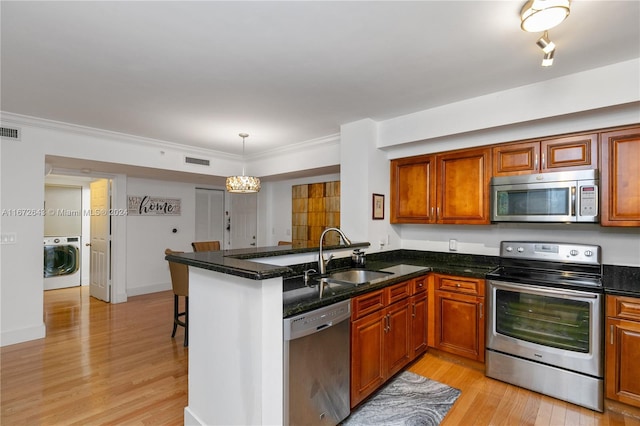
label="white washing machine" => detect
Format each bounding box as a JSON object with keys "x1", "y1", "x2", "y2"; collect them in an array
[{"x1": 44, "y1": 236, "x2": 81, "y2": 290}]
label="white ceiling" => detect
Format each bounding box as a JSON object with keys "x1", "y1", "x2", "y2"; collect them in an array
[{"x1": 2, "y1": 1, "x2": 639, "y2": 158}]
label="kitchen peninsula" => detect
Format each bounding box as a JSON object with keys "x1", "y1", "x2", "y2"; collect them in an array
[{"x1": 165, "y1": 243, "x2": 497, "y2": 426}]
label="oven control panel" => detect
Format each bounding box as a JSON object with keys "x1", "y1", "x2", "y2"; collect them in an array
[{"x1": 500, "y1": 241, "x2": 601, "y2": 264}]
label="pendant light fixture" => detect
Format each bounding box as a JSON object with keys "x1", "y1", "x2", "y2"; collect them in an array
[{"x1": 225, "y1": 133, "x2": 261, "y2": 193}]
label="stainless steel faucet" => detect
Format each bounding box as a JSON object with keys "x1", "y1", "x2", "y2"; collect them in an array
[{"x1": 318, "y1": 227, "x2": 352, "y2": 274}]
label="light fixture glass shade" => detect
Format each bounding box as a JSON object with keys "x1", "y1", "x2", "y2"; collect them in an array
[
  {"x1": 521, "y1": 0, "x2": 570, "y2": 32},
  {"x1": 226, "y1": 132, "x2": 261, "y2": 193},
  {"x1": 541, "y1": 49, "x2": 555, "y2": 67},
  {"x1": 226, "y1": 175, "x2": 261, "y2": 193}
]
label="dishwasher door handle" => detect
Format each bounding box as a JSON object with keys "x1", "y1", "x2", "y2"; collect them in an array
[{"x1": 316, "y1": 322, "x2": 332, "y2": 331}]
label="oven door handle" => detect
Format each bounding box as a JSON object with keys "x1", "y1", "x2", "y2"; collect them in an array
[{"x1": 490, "y1": 280, "x2": 599, "y2": 299}]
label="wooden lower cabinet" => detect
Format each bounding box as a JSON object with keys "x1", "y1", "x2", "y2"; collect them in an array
[
  {"x1": 350, "y1": 277, "x2": 427, "y2": 407},
  {"x1": 433, "y1": 274, "x2": 485, "y2": 362},
  {"x1": 410, "y1": 291, "x2": 428, "y2": 358},
  {"x1": 606, "y1": 295, "x2": 640, "y2": 408}
]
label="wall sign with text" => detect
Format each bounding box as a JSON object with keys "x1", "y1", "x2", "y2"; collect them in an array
[{"x1": 127, "y1": 195, "x2": 181, "y2": 216}]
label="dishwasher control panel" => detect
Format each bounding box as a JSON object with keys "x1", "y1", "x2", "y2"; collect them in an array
[{"x1": 283, "y1": 299, "x2": 351, "y2": 341}]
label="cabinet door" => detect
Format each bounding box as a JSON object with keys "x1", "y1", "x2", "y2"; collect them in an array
[
  {"x1": 541, "y1": 134, "x2": 597, "y2": 172},
  {"x1": 436, "y1": 147, "x2": 491, "y2": 224},
  {"x1": 411, "y1": 292, "x2": 428, "y2": 358},
  {"x1": 606, "y1": 318, "x2": 640, "y2": 407},
  {"x1": 435, "y1": 291, "x2": 485, "y2": 362},
  {"x1": 384, "y1": 298, "x2": 411, "y2": 378},
  {"x1": 492, "y1": 141, "x2": 540, "y2": 176},
  {"x1": 351, "y1": 309, "x2": 386, "y2": 407},
  {"x1": 390, "y1": 155, "x2": 435, "y2": 223},
  {"x1": 600, "y1": 127, "x2": 640, "y2": 226}
]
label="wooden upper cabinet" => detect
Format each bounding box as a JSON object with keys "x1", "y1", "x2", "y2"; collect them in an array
[
  {"x1": 600, "y1": 127, "x2": 640, "y2": 226},
  {"x1": 492, "y1": 141, "x2": 539, "y2": 175},
  {"x1": 390, "y1": 147, "x2": 491, "y2": 224},
  {"x1": 436, "y1": 147, "x2": 491, "y2": 224},
  {"x1": 390, "y1": 154, "x2": 434, "y2": 223},
  {"x1": 493, "y1": 134, "x2": 597, "y2": 176}
]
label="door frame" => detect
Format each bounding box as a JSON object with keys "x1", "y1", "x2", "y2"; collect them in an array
[{"x1": 44, "y1": 168, "x2": 127, "y2": 304}]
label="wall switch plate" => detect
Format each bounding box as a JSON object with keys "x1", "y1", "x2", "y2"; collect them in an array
[
  {"x1": 449, "y1": 239, "x2": 457, "y2": 251},
  {"x1": 1, "y1": 233, "x2": 17, "y2": 244}
]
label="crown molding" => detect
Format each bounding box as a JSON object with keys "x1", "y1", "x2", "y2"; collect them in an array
[
  {"x1": 247, "y1": 133, "x2": 340, "y2": 161},
  {"x1": 0, "y1": 111, "x2": 237, "y2": 160}
]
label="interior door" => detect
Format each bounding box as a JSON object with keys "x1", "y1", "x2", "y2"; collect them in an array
[
  {"x1": 89, "y1": 179, "x2": 111, "y2": 302},
  {"x1": 195, "y1": 188, "x2": 225, "y2": 245},
  {"x1": 230, "y1": 193, "x2": 257, "y2": 249}
]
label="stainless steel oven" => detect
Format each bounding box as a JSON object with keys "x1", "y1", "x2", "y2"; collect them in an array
[{"x1": 485, "y1": 241, "x2": 604, "y2": 412}]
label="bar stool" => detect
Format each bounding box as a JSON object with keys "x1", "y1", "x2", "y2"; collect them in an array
[{"x1": 165, "y1": 248, "x2": 188, "y2": 347}]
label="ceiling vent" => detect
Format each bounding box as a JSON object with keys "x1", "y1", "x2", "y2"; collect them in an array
[
  {"x1": 185, "y1": 156, "x2": 210, "y2": 166},
  {"x1": 0, "y1": 126, "x2": 21, "y2": 141}
]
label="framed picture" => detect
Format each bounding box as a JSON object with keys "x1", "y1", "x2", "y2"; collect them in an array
[{"x1": 372, "y1": 193, "x2": 384, "y2": 220}]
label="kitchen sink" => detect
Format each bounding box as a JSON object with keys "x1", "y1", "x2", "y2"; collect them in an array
[{"x1": 317, "y1": 269, "x2": 394, "y2": 286}]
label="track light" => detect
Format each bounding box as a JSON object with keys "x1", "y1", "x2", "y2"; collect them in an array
[
  {"x1": 521, "y1": 0, "x2": 571, "y2": 32},
  {"x1": 541, "y1": 49, "x2": 555, "y2": 67},
  {"x1": 536, "y1": 31, "x2": 556, "y2": 54}
]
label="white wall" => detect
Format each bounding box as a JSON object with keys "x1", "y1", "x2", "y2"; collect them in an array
[
  {"x1": 0, "y1": 113, "x2": 339, "y2": 346},
  {"x1": 1, "y1": 59, "x2": 639, "y2": 346},
  {"x1": 125, "y1": 177, "x2": 199, "y2": 296}
]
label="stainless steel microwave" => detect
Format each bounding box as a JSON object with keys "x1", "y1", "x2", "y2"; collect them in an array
[{"x1": 491, "y1": 170, "x2": 599, "y2": 223}]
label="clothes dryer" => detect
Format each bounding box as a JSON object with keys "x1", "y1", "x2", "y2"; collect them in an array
[{"x1": 44, "y1": 236, "x2": 81, "y2": 290}]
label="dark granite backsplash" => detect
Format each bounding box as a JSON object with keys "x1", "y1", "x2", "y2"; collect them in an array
[{"x1": 603, "y1": 265, "x2": 640, "y2": 297}]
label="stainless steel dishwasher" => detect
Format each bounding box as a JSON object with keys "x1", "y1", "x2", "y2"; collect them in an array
[{"x1": 283, "y1": 299, "x2": 351, "y2": 426}]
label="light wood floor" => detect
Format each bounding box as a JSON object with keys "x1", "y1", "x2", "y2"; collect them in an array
[{"x1": 2, "y1": 287, "x2": 640, "y2": 425}]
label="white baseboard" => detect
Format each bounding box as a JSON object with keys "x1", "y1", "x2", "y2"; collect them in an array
[
  {"x1": 1, "y1": 322, "x2": 46, "y2": 347},
  {"x1": 184, "y1": 406, "x2": 205, "y2": 426},
  {"x1": 126, "y1": 282, "x2": 171, "y2": 297}
]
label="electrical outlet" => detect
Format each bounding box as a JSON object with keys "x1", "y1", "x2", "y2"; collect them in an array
[{"x1": 449, "y1": 239, "x2": 457, "y2": 251}]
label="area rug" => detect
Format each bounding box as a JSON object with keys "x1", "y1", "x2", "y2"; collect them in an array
[{"x1": 341, "y1": 371, "x2": 461, "y2": 426}]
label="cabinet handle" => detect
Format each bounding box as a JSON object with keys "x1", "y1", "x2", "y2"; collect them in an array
[
  {"x1": 541, "y1": 153, "x2": 546, "y2": 170},
  {"x1": 610, "y1": 324, "x2": 614, "y2": 345},
  {"x1": 534, "y1": 153, "x2": 538, "y2": 170},
  {"x1": 456, "y1": 283, "x2": 461, "y2": 287},
  {"x1": 384, "y1": 314, "x2": 389, "y2": 333},
  {"x1": 387, "y1": 314, "x2": 391, "y2": 332},
  {"x1": 479, "y1": 302, "x2": 483, "y2": 319},
  {"x1": 437, "y1": 207, "x2": 440, "y2": 219},
  {"x1": 431, "y1": 207, "x2": 434, "y2": 217},
  {"x1": 412, "y1": 303, "x2": 416, "y2": 318}
]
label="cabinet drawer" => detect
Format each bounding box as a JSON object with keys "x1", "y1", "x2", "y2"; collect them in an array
[
  {"x1": 386, "y1": 281, "x2": 411, "y2": 305},
  {"x1": 436, "y1": 275, "x2": 484, "y2": 296},
  {"x1": 607, "y1": 295, "x2": 640, "y2": 321},
  {"x1": 412, "y1": 276, "x2": 427, "y2": 295},
  {"x1": 352, "y1": 289, "x2": 385, "y2": 320}
]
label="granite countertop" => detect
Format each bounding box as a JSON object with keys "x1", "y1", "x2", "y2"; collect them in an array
[
  {"x1": 283, "y1": 251, "x2": 499, "y2": 317},
  {"x1": 165, "y1": 241, "x2": 370, "y2": 279},
  {"x1": 166, "y1": 243, "x2": 640, "y2": 314}
]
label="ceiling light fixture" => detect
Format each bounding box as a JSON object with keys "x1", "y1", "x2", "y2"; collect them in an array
[
  {"x1": 225, "y1": 133, "x2": 261, "y2": 193},
  {"x1": 541, "y1": 49, "x2": 555, "y2": 67},
  {"x1": 536, "y1": 31, "x2": 556, "y2": 54},
  {"x1": 520, "y1": 0, "x2": 570, "y2": 32}
]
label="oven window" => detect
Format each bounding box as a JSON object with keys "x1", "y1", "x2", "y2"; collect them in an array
[
  {"x1": 496, "y1": 188, "x2": 570, "y2": 216},
  {"x1": 495, "y1": 289, "x2": 590, "y2": 353}
]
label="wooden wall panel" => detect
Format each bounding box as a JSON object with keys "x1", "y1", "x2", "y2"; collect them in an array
[{"x1": 292, "y1": 180, "x2": 341, "y2": 248}]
